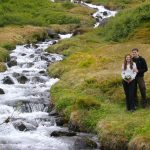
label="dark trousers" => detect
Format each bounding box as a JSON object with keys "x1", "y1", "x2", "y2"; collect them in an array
[
  {"x1": 134, "y1": 77, "x2": 147, "y2": 106},
  {"x1": 122, "y1": 80, "x2": 135, "y2": 110}
]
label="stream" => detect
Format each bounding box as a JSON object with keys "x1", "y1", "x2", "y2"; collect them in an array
[
  {"x1": 0, "y1": 1, "x2": 117, "y2": 150},
  {"x1": 0, "y1": 35, "x2": 99, "y2": 150}
]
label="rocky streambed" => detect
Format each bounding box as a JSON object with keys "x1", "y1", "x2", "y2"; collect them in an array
[{"x1": 0, "y1": 34, "x2": 100, "y2": 150}]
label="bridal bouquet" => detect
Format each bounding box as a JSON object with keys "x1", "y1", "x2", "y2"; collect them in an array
[{"x1": 124, "y1": 75, "x2": 132, "y2": 81}]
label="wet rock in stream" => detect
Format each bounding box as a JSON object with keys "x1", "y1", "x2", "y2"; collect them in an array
[
  {"x1": 47, "y1": 30, "x2": 60, "y2": 39},
  {"x1": 51, "y1": 131, "x2": 76, "y2": 137},
  {"x1": 103, "y1": 11, "x2": 108, "y2": 16},
  {"x1": 16, "y1": 75, "x2": 28, "y2": 84},
  {"x1": 13, "y1": 120, "x2": 37, "y2": 131},
  {"x1": 29, "y1": 54, "x2": 35, "y2": 58},
  {"x1": 12, "y1": 72, "x2": 20, "y2": 78},
  {"x1": 21, "y1": 53, "x2": 26, "y2": 56},
  {"x1": 7, "y1": 60, "x2": 17, "y2": 67},
  {"x1": 49, "y1": 109, "x2": 59, "y2": 116},
  {"x1": 55, "y1": 117, "x2": 66, "y2": 126},
  {"x1": 24, "y1": 44, "x2": 31, "y2": 48},
  {"x1": 0, "y1": 88, "x2": 5, "y2": 94},
  {"x1": 2, "y1": 76, "x2": 14, "y2": 84},
  {"x1": 74, "y1": 137, "x2": 98, "y2": 150}
]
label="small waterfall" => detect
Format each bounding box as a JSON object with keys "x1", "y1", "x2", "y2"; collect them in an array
[{"x1": 70, "y1": 1, "x2": 117, "y2": 28}]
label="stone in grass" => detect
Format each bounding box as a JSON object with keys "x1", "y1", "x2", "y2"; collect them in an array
[
  {"x1": 74, "y1": 137, "x2": 98, "y2": 150},
  {"x1": 0, "y1": 88, "x2": 5, "y2": 94},
  {"x1": 2, "y1": 76, "x2": 14, "y2": 84},
  {"x1": 50, "y1": 131, "x2": 76, "y2": 137}
]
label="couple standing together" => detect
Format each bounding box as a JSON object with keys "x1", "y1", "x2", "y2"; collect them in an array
[{"x1": 121, "y1": 48, "x2": 148, "y2": 112}]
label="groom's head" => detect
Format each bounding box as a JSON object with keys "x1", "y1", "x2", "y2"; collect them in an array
[{"x1": 132, "y1": 48, "x2": 139, "y2": 58}]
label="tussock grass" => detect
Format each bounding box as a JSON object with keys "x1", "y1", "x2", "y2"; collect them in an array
[
  {"x1": 100, "y1": 2, "x2": 150, "y2": 42},
  {"x1": 0, "y1": 26, "x2": 47, "y2": 47},
  {"x1": 82, "y1": 0, "x2": 149, "y2": 9},
  {"x1": 0, "y1": 0, "x2": 94, "y2": 27},
  {"x1": 0, "y1": 25, "x2": 49, "y2": 71}
]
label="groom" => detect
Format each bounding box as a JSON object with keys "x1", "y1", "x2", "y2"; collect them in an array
[{"x1": 132, "y1": 48, "x2": 148, "y2": 108}]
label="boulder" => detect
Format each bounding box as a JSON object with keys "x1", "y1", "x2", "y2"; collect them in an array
[
  {"x1": 35, "y1": 49, "x2": 42, "y2": 54},
  {"x1": 49, "y1": 109, "x2": 58, "y2": 116},
  {"x1": 51, "y1": 40, "x2": 57, "y2": 45},
  {"x1": 7, "y1": 60, "x2": 17, "y2": 67},
  {"x1": 55, "y1": 117, "x2": 66, "y2": 126},
  {"x1": 24, "y1": 44, "x2": 30, "y2": 48},
  {"x1": 51, "y1": 57, "x2": 56, "y2": 61},
  {"x1": 13, "y1": 122, "x2": 27, "y2": 131},
  {"x1": 47, "y1": 30, "x2": 59, "y2": 39},
  {"x1": 31, "y1": 76, "x2": 45, "y2": 83},
  {"x1": 41, "y1": 55, "x2": 49, "y2": 61},
  {"x1": 103, "y1": 11, "x2": 108, "y2": 16},
  {"x1": 73, "y1": 28, "x2": 85, "y2": 36},
  {"x1": 17, "y1": 75, "x2": 28, "y2": 84},
  {"x1": 12, "y1": 72, "x2": 20, "y2": 78},
  {"x1": 26, "y1": 62, "x2": 34, "y2": 68},
  {"x1": 39, "y1": 70, "x2": 46, "y2": 75},
  {"x1": 29, "y1": 54, "x2": 35, "y2": 58},
  {"x1": 21, "y1": 53, "x2": 26, "y2": 56},
  {"x1": 68, "y1": 121, "x2": 80, "y2": 132},
  {"x1": 50, "y1": 131, "x2": 76, "y2": 137},
  {"x1": 10, "y1": 56, "x2": 17, "y2": 60},
  {"x1": 74, "y1": 137, "x2": 98, "y2": 150},
  {"x1": 32, "y1": 44, "x2": 39, "y2": 49},
  {"x1": 3, "y1": 76, "x2": 14, "y2": 84},
  {"x1": 99, "y1": 18, "x2": 108, "y2": 27},
  {"x1": 13, "y1": 121, "x2": 37, "y2": 131},
  {"x1": 0, "y1": 88, "x2": 5, "y2": 94}
]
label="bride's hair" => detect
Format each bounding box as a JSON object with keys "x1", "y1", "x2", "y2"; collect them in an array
[{"x1": 123, "y1": 54, "x2": 133, "y2": 70}]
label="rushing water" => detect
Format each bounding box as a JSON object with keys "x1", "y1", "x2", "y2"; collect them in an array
[
  {"x1": 81, "y1": 2, "x2": 117, "y2": 28},
  {"x1": 0, "y1": 34, "x2": 99, "y2": 150}
]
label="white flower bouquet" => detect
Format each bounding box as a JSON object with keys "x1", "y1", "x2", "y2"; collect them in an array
[{"x1": 124, "y1": 75, "x2": 132, "y2": 81}]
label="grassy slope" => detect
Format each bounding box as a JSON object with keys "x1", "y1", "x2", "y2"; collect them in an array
[
  {"x1": 0, "y1": 26, "x2": 48, "y2": 71},
  {"x1": 0, "y1": 0, "x2": 94, "y2": 71},
  {"x1": 47, "y1": 1, "x2": 150, "y2": 149},
  {"x1": 0, "y1": 0, "x2": 94, "y2": 27},
  {"x1": 83, "y1": 0, "x2": 149, "y2": 9}
]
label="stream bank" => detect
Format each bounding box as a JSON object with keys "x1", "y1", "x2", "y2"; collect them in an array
[{"x1": 0, "y1": 32, "x2": 100, "y2": 149}]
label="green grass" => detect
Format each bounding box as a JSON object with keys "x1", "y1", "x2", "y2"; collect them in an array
[
  {"x1": 100, "y1": 2, "x2": 150, "y2": 42},
  {"x1": 0, "y1": 0, "x2": 94, "y2": 27},
  {"x1": 82, "y1": 0, "x2": 149, "y2": 9},
  {"x1": 48, "y1": 2, "x2": 150, "y2": 147},
  {"x1": 0, "y1": 47, "x2": 9, "y2": 71}
]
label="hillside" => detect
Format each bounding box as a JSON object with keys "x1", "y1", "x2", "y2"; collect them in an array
[
  {"x1": 47, "y1": 1, "x2": 150, "y2": 149},
  {"x1": 0, "y1": 0, "x2": 150, "y2": 149}
]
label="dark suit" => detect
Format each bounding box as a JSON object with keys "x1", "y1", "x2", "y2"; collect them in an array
[{"x1": 132, "y1": 56, "x2": 148, "y2": 107}]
